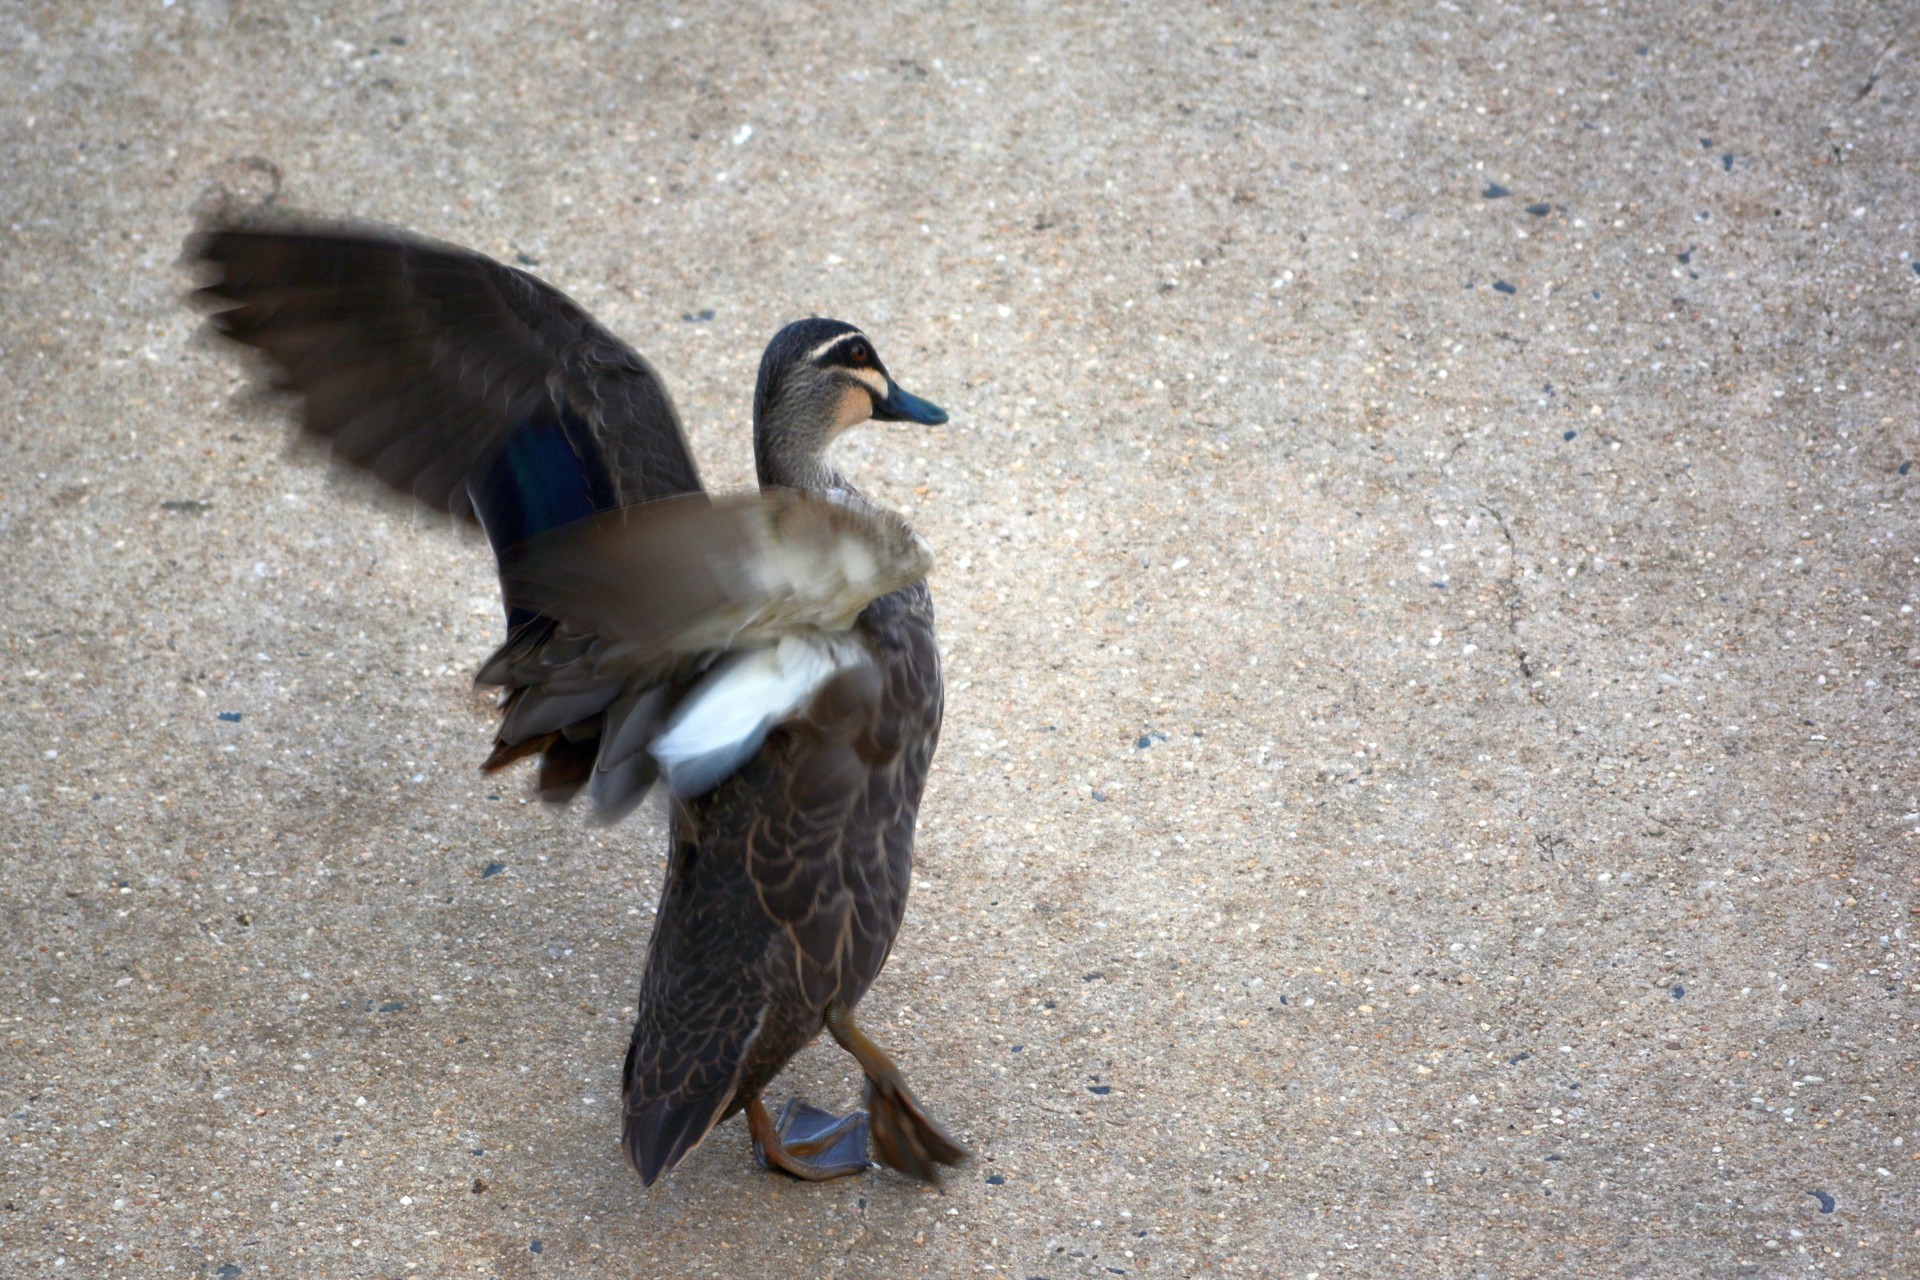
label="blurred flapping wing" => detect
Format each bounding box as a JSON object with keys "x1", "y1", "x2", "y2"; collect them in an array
[
  {"x1": 186, "y1": 222, "x2": 702, "y2": 523},
  {"x1": 498, "y1": 489, "x2": 933, "y2": 668}
]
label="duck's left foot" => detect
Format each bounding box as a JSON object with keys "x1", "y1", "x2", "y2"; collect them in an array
[
  {"x1": 825, "y1": 1002, "x2": 970, "y2": 1184},
  {"x1": 864, "y1": 1061, "x2": 969, "y2": 1184},
  {"x1": 748, "y1": 1095, "x2": 871, "y2": 1181}
]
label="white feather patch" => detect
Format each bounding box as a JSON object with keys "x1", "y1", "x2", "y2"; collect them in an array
[{"x1": 650, "y1": 632, "x2": 868, "y2": 795}]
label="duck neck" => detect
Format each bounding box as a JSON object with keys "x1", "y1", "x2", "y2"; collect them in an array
[{"x1": 754, "y1": 405, "x2": 853, "y2": 494}]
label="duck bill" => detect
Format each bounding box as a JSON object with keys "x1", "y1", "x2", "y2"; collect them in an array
[{"x1": 873, "y1": 380, "x2": 948, "y2": 425}]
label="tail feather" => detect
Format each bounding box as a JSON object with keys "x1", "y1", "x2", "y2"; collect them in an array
[{"x1": 622, "y1": 1082, "x2": 737, "y2": 1186}]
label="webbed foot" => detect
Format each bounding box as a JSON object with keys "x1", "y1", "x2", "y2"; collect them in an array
[
  {"x1": 748, "y1": 1095, "x2": 871, "y2": 1181},
  {"x1": 825, "y1": 1002, "x2": 969, "y2": 1184}
]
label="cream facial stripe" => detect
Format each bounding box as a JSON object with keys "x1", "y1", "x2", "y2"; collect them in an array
[
  {"x1": 804, "y1": 331, "x2": 871, "y2": 365},
  {"x1": 848, "y1": 367, "x2": 889, "y2": 398}
]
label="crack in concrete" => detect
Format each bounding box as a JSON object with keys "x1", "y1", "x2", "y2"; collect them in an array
[
  {"x1": 1855, "y1": 38, "x2": 1901, "y2": 101},
  {"x1": 1482, "y1": 503, "x2": 1547, "y2": 705}
]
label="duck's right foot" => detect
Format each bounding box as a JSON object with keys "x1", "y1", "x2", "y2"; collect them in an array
[{"x1": 748, "y1": 1096, "x2": 871, "y2": 1181}]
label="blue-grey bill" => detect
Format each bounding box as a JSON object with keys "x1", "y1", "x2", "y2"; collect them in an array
[{"x1": 874, "y1": 381, "x2": 948, "y2": 425}]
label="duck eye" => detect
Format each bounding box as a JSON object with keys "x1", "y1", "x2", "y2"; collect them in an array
[{"x1": 846, "y1": 341, "x2": 869, "y2": 365}]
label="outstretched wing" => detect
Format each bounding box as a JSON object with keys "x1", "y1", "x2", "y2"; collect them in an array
[
  {"x1": 185, "y1": 221, "x2": 702, "y2": 537},
  {"x1": 187, "y1": 219, "x2": 708, "y2": 807}
]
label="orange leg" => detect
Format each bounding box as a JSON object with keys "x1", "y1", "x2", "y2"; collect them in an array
[{"x1": 825, "y1": 1002, "x2": 968, "y2": 1184}]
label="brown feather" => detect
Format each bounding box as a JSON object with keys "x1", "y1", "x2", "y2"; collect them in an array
[
  {"x1": 536, "y1": 732, "x2": 598, "y2": 803},
  {"x1": 481, "y1": 730, "x2": 553, "y2": 774},
  {"x1": 498, "y1": 490, "x2": 932, "y2": 669},
  {"x1": 185, "y1": 222, "x2": 702, "y2": 516}
]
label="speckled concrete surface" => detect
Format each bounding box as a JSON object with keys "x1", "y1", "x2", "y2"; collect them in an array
[{"x1": 4, "y1": 3, "x2": 1917, "y2": 1277}]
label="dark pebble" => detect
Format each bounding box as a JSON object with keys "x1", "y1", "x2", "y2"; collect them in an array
[
  {"x1": 1525, "y1": 202, "x2": 1551, "y2": 217},
  {"x1": 1508, "y1": 1051, "x2": 1531, "y2": 1065},
  {"x1": 1911, "y1": 264, "x2": 1920, "y2": 278},
  {"x1": 215, "y1": 1268, "x2": 243, "y2": 1280},
  {"x1": 1089, "y1": 1085, "x2": 1112, "y2": 1096},
  {"x1": 1010, "y1": 1044, "x2": 1024, "y2": 1052},
  {"x1": 1677, "y1": 249, "x2": 1691, "y2": 264},
  {"x1": 471, "y1": 1177, "x2": 488, "y2": 1193},
  {"x1": 377, "y1": 1001, "x2": 404, "y2": 1013},
  {"x1": 1492, "y1": 280, "x2": 1516, "y2": 295},
  {"x1": 1431, "y1": 581, "x2": 1447, "y2": 590},
  {"x1": 160, "y1": 498, "x2": 213, "y2": 515},
  {"x1": 482, "y1": 861, "x2": 506, "y2": 879},
  {"x1": 529, "y1": 1238, "x2": 544, "y2": 1254},
  {"x1": 1811, "y1": 1189, "x2": 1836, "y2": 1214},
  {"x1": 681, "y1": 308, "x2": 716, "y2": 323},
  {"x1": 1671, "y1": 984, "x2": 1685, "y2": 999},
  {"x1": 1721, "y1": 153, "x2": 1734, "y2": 171},
  {"x1": 1278, "y1": 995, "x2": 1288, "y2": 1005},
  {"x1": 1901, "y1": 461, "x2": 1911, "y2": 474},
  {"x1": 1083, "y1": 972, "x2": 1104, "y2": 982},
  {"x1": 1483, "y1": 183, "x2": 1510, "y2": 198},
  {"x1": 1700, "y1": 138, "x2": 1714, "y2": 149},
  {"x1": 1134, "y1": 731, "x2": 1165, "y2": 749},
  {"x1": 217, "y1": 711, "x2": 242, "y2": 723},
  {"x1": 1092, "y1": 790, "x2": 1107, "y2": 802},
  {"x1": 986, "y1": 1174, "x2": 1006, "y2": 1185},
  {"x1": 1562, "y1": 430, "x2": 1576, "y2": 442},
  {"x1": 515, "y1": 251, "x2": 539, "y2": 266}
]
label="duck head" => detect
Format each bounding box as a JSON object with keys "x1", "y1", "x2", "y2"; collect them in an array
[{"x1": 753, "y1": 318, "x2": 947, "y2": 490}]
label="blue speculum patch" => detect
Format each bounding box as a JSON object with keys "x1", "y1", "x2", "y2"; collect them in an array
[{"x1": 471, "y1": 403, "x2": 619, "y2": 626}]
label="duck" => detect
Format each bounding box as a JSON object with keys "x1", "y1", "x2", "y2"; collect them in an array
[{"x1": 186, "y1": 220, "x2": 969, "y2": 1185}]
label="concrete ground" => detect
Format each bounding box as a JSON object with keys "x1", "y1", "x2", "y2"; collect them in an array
[{"x1": 3, "y1": 2, "x2": 1915, "y2": 1276}]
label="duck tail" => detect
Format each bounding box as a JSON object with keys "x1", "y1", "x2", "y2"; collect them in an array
[{"x1": 620, "y1": 1033, "x2": 739, "y2": 1185}]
